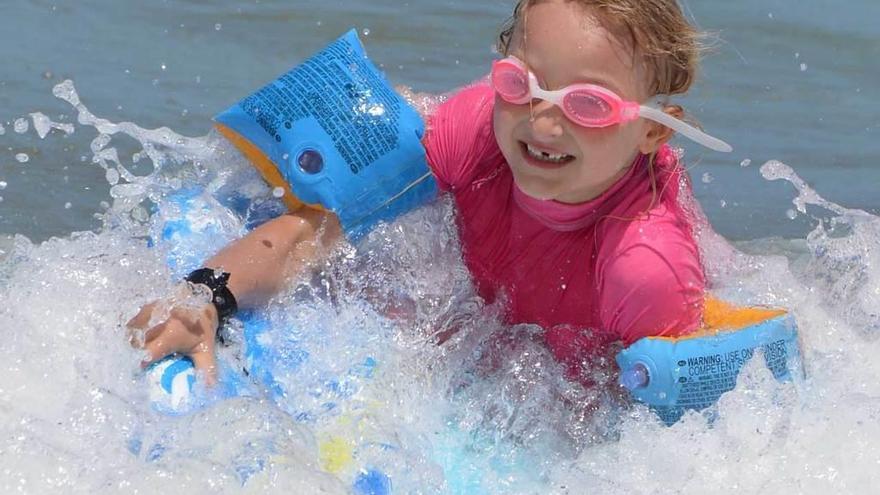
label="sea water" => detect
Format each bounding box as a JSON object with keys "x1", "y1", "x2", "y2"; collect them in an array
[
  {"x1": 2, "y1": 1, "x2": 880, "y2": 493},
  {"x1": 1, "y1": 73, "x2": 879, "y2": 493}
]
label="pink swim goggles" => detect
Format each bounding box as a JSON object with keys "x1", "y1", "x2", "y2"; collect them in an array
[{"x1": 491, "y1": 56, "x2": 732, "y2": 152}]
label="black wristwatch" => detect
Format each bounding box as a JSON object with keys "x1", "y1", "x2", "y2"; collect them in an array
[{"x1": 184, "y1": 268, "x2": 239, "y2": 323}]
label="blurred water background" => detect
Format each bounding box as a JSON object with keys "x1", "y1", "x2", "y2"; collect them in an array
[{"x1": 1, "y1": 0, "x2": 877, "y2": 241}]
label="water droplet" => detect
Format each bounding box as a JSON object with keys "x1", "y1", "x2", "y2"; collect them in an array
[
  {"x1": 132, "y1": 206, "x2": 148, "y2": 222},
  {"x1": 64, "y1": 202, "x2": 72, "y2": 209},
  {"x1": 105, "y1": 168, "x2": 120, "y2": 185},
  {"x1": 800, "y1": 63, "x2": 808, "y2": 72},
  {"x1": 15, "y1": 153, "x2": 29, "y2": 163},
  {"x1": 719, "y1": 199, "x2": 727, "y2": 208},
  {"x1": 362, "y1": 28, "x2": 370, "y2": 36},
  {"x1": 701, "y1": 172, "x2": 713, "y2": 184},
  {"x1": 0, "y1": 123, "x2": 5, "y2": 135},
  {"x1": 30, "y1": 112, "x2": 52, "y2": 139},
  {"x1": 316, "y1": 20, "x2": 323, "y2": 26},
  {"x1": 0, "y1": 181, "x2": 6, "y2": 190},
  {"x1": 786, "y1": 209, "x2": 797, "y2": 220},
  {"x1": 282, "y1": 153, "x2": 289, "y2": 160},
  {"x1": 110, "y1": 183, "x2": 146, "y2": 199},
  {"x1": 272, "y1": 187, "x2": 285, "y2": 198},
  {"x1": 214, "y1": 23, "x2": 222, "y2": 31},
  {"x1": 768, "y1": 12, "x2": 774, "y2": 19},
  {"x1": 794, "y1": 52, "x2": 800, "y2": 59},
  {"x1": 740, "y1": 159, "x2": 752, "y2": 168},
  {"x1": 367, "y1": 104, "x2": 385, "y2": 117},
  {"x1": 13, "y1": 118, "x2": 29, "y2": 134},
  {"x1": 160, "y1": 63, "x2": 167, "y2": 71}
]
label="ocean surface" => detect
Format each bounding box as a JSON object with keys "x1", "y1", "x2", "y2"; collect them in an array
[
  {"x1": 1, "y1": 1, "x2": 879, "y2": 494},
  {"x1": 1, "y1": 0, "x2": 878, "y2": 241}
]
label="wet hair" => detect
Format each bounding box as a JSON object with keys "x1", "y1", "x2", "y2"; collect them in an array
[{"x1": 496, "y1": 0, "x2": 707, "y2": 97}]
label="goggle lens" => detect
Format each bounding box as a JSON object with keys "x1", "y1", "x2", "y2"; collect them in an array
[
  {"x1": 492, "y1": 63, "x2": 529, "y2": 103},
  {"x1": 563, "y1": 91, "x2": 614, "y2": 126}
]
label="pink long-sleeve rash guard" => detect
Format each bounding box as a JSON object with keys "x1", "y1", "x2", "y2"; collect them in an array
[{"x1": 423, "y1": 82, "x2": 705, "y2": 377}]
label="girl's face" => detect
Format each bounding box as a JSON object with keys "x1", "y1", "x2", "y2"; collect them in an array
[{"x1": 494, "y1": 0, "x2": 667, "y2": 203}]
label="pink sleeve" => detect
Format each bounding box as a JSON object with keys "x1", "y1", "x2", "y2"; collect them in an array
[
  {"x1": 595, "y1": 216, "x2": 705, "y2": 345},
  {"x1": 424, "y1": 82, "x2": 498, "y2": 191}
]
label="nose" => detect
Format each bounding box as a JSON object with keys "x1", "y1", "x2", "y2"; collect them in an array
[{"x1": 528, "y1": 99, "x2": 565, "y2": 141}]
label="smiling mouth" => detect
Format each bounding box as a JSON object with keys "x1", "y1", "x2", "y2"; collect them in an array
[{"x1": 519, "y1": 141, "x2": 576, "y2": 168}]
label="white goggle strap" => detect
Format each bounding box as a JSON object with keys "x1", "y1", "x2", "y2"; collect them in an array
[
  {"x1": 527, "y1": 73, "x2": 564, "y2": 107},
  {"x1": 638, "y1": 103, "x2": 733, "y2": 153}
]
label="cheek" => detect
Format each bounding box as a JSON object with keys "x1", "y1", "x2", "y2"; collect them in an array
[
  {"x1": 493, "y1": 101, "x2": 526, "y2": 149},
  {"x1": 570, "y1": 121, "x2": 644, "y2": 156}
]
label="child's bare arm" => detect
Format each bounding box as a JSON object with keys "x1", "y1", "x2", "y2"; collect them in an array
[
  {"x1": 126, "y1": 209, "x2": 342, "y2": 383},
  {"x1": 203, "y1": 208, "x2": 342, "y2": 309}
]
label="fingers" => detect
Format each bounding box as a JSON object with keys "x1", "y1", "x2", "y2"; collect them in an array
[
  {"x1": 126, "y1": 301, "x2": 156, "y2": 329},
  {"x1": 126, "y1": 302, "x2": 157, "y2": 347},
  {"x1": 132, "y1": 304, "x2": 221, "y2": 389},
  {"x1": 140, "y1": 321, "x2": 175, "y2": 368},
  {"x1": 141, "y1": 324, "x2": 175, "y2": 368},
  {"x1": 189, "y1": 346, "x2": 219, "y2": 386}
]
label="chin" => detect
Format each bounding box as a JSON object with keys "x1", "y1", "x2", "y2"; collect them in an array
[{"x1": 512, "y1": 175, "x2": 561, "y2": 201}]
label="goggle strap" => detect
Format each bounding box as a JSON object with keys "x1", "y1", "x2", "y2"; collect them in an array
[{"x1": 638, "y1": 105, "x2": 733, "y2": 153}]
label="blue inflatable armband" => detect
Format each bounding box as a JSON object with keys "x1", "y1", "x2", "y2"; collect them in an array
[
  {"x1": 616, "y1": 299, "x2": 804, "y2": 425},
  {"x1": 214, "y1": 29, "x2": 437, "y2": 241}
]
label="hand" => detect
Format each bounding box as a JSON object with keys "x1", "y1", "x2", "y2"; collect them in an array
[{"x1": 127, "y1": 284, "x2": 221, "y2": 385}]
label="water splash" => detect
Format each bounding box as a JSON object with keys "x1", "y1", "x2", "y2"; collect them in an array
[
  {"x1": 761, "y1": 160, "x2": 880, "y2": 339},
  {"x1": 30, "y1": 112, "x2": 75, "y2": 139},
  {"x1": 2, "y1": 81, "x2": 880, "y2": 494}
]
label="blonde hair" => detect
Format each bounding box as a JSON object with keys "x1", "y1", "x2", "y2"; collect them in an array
[{"x1": 496, "y1": 0, "x2": 707, "y2": 97}]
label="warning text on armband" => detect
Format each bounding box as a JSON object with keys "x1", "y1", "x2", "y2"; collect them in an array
[
  {"x1": 239, "y1": 36, "x2": 403, "y2": 174},
  {"x1": 676, "y1": 340, "x2": 790, "y2": 408}
]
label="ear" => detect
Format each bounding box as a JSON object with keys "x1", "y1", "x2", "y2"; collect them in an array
[{"x1": 638, "y1": 105, "x2": 683, "y2": 154}]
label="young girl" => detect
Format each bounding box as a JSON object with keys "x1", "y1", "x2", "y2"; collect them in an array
[{"x1": 129, "y1": 0, "x2": 724, "y2": 385}]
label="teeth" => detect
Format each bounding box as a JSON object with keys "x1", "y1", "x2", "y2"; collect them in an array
[{"x1": 526, "y1": 143, "x2": 571, "y2": 163}]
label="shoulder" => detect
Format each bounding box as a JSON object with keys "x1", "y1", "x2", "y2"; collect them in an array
[
  {"x1": 594, "y1": 207, "x2": 705, "y2": 344},
  {"x1": 424, "y1": 81, "x2": 500, "y2": 191}
]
